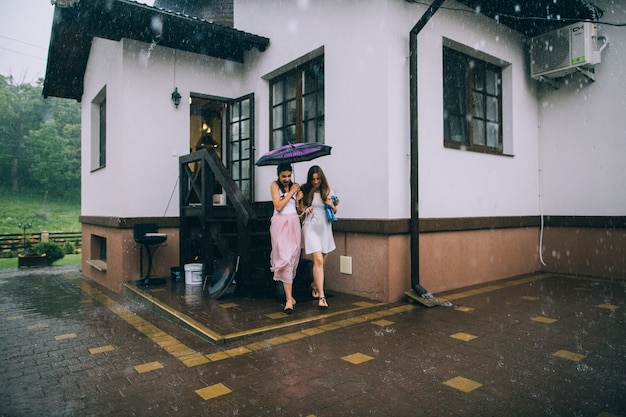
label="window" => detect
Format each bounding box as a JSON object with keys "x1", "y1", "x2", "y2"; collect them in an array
[
  {"x1": 270, "y1": 57, "x2": 324, "y2": 149},
  {"x1": 87, "y1": 235, "x2": 107, "y2": 272},
  {"x1": 91, "y1": 87, "x2": 107, "y2": 170},
  {"x1": 443, "y1": 48, "x2": 502, "y2": 154},
  {"x1": 229, "y1": 94, "x2": 254, "y2": 199}
]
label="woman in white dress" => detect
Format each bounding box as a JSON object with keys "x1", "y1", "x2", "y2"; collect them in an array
[
  {"x1": 270, "y1": 163, "x2": 303, "y2": 314},
  {"x1": 300, "y1": 165, "x2": 337, "y2": 309}
]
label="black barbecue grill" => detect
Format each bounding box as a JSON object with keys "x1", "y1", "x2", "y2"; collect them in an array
[{"x1": 134, "y1": 223, "x2": 167, "y2": 286}]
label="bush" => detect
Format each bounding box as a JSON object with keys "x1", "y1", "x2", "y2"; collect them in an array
[
  {"x1": 63, "y1": 241, "x2": 75, "y2": 255},
  {"x1": 32, "y1": 242, "x2": 65, "y2": 265}
]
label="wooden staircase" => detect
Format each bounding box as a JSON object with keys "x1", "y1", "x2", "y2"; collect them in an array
[{"x1": 179, "y1": 149, "x2": 274, "y2": 296}]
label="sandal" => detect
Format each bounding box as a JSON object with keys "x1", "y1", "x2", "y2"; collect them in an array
[
  {"x1": 318, "y1": 297, "x2": 328, "y2": 310},
  {"x1": 284, "y1": 299, "x2": 296, "y2": 315},
  {"x1": 311, "y1": 283, "x2": 319, "y2": 299}
]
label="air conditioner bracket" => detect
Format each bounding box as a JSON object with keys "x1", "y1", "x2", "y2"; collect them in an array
[
  {"x1": 537, "y1": 76, "x2": 560, "y2": 89},
  {"x1": 575, "y1": 66, "x2": 596, "y2": 82}
]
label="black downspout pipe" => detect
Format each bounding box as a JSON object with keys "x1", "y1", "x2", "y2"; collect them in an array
[{"x1": 409, "y1": 0, "x2": 445, "y2": 296}]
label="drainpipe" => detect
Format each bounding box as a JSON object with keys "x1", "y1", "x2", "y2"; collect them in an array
[{"x1": 409, "y1": 0, "x2": 446, "y2": 302}]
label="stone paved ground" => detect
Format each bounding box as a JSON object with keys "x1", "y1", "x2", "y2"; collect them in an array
[{"x1": 1, "y1": 267, "x2": 625, "y2": 417}]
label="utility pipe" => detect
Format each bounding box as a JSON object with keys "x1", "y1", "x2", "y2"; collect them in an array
[{"x1": 409, "y1": 0, "x2": 445, "y2": 296}]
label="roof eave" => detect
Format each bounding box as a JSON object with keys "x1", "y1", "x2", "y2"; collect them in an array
[{"x1": 43, "y1": 0, "x2": 269, "y2": 100}]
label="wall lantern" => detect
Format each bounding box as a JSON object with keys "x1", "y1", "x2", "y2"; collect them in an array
[{"x1": 171, "y1": 87, "x2": 182, "y2": 108}]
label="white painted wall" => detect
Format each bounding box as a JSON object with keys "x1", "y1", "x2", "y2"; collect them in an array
[
  {"x1": 538, "y1": 0, "x2": 626, "y2": 216},
  {"x1": 82, "y1": 0, "x2": 622, "y2": 222},
  {"x1": 81, "y1": 38, "x2": 251, "y2": 217},
  {"x1": 237, "y1": 0, "x2": 541, "y2": 220}
]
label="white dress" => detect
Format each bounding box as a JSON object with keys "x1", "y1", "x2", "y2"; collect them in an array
[{"x1": 302, "y1": 192, "x2": 336, "y2": 255}]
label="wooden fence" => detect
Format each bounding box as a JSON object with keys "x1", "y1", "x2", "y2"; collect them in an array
[{"x1": 0, "y1": 231, "x2": 82, "y2": 253}]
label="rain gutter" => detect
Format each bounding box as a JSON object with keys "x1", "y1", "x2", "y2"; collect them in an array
[{"x1": 409, "y1": 0, "x2": 445, "y2": 298}]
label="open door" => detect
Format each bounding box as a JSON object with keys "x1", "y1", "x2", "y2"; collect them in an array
[
  {"x1": 189, "y1": 93, "x2": 255, "y2": 203},
  {"x1": 228, "y1": 94, "x2": 255, "y2": 201}
]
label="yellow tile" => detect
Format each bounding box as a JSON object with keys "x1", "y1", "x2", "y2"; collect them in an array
[
  {"x1": 454, "y1": 306, "x2": 474, "y2": 313},
  {"x1": 149, "y1": 288, "x2": 166, "y2": 293},
  {"x1": 89, "y1": 345, "x2": 115, "y2": 355},
  {"x1": 596, "y1": 413, "x2": 619, "y2": 417},
  {"x1": 28, "y1": 323, "x2": 49, "y2": 330},
  {"x1": 443, "y1": 376, "x2": 483, "y2": 393},
  {"x1": 134, "y1": 361, "x2": 164, "y2": 373},
  {"x1": 346, "y1": 316, "x2": 370, "y2": 324},
  {"x1": 552, "y1": 350, "x2": 586, "y2": 362},
  {"x1": 341, "y1": 352, "x2": 374, "y2": 365},
  {"x1": 388, "y1": 305, "x2": 417, "y2": 313},
  {"x1": 596, "y1": 304, "x2": 620, "y2": 311},
  {"x1": 301, "y1": 328, "x2": 325, "y2": 336},
  {"x1": 531, "y1": 316, "x2": 558, "y2": 324},
  {"x1": 334, "y1": 319, "x2": 356, "y2": 328},
  {"x1": 195, "y1": 383, "x2": 232, "y2": 400},
  {"x1": 225, "y1": 346, "x2": 252, "y2": 357},
  {"x1": 182, "y1": 355, "x2": 210, "y2": 367},
  {"x1": 266, "y1": 312, "x2": 288, "y2": 319},
  {"x1": 353, "y1": 302, "x2": 376, "y2": 307},
  {"x1": 450, "y1": 332, "x2": 478, "y2": 342},
  {"x1": 164, "y1": 343, "x2": 192, "y2": 354},
  {"x1": 371, "y1": 319, "x2": 395, "y2": 327},
  {"x1": 219, "y1": 302, "x2": 239, "y2": 309},
  {"x1": 267, "y1": 336, "x2": 291, "y2": 345},
  {"x1": 319, "y1": 323, "x2": 340, "y2": 331},
  {"x1": 521, "y1": 296, "x2": 539, "y2": 301},
  {"x1": 55, "y1": 333, "x2": 77, "y2": 341},
  {"x1": 206, "y1": 351, "x2": 230, "y2": 362},
  {"x1": 284, "y1": 332, "x2": 308, "y2": 341},
  {"x1": 245, "y1": 341, "x2": 271, "y2": 351}
]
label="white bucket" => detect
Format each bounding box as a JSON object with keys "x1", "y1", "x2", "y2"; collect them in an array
[{"x1": 184, "y1": 263, "x2": 204, "y2": 286}]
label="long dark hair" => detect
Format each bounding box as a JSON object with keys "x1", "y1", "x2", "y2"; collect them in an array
[
  {"x1": 275, "y1": 163, "x2": 293, "y2": 193},
  {"x1": 302, "y1": 165, "x2": 330, "y2": 205}
]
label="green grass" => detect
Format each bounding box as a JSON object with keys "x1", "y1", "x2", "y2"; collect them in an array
[
  {"x1": 0, "y1": 253, "x2": 82, "y2": 270},
  {"x1": 0, "y1": 188, "x2": 80, "y2": 234}
]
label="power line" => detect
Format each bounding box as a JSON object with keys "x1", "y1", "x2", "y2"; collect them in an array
[
  {"x1": 0, "y1": 46, "x2": 46, "y2": 61},
  {"x1": 0, "y1": 35, "x2": 47, "y2": 50}
]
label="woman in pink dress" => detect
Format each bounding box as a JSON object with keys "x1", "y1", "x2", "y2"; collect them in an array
[{"x1": 269, "y1": 163, "x2": 303, "y2": 314}]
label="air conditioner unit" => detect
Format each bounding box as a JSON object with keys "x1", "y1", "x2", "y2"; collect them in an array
[{"x1": 530, "y1": 22, "x2": 607, "y2": 79}]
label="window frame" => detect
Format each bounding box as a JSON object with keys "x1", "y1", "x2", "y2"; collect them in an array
[
  {"x1": 90, "y1": 86, "x2": 107, "y2": 171},
  {"x1": 266, "y1": 48, "x2": 325, "y2": 150},
  {"x1": 443, "y1": 46, "x2": 504, "y2": 155}
]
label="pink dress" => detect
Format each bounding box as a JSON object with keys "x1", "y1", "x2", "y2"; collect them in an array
[{"x1": 270, "y1": 188, "x2": 301, "y2": 284}]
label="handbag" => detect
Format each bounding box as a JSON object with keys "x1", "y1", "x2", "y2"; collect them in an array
[{"x1": 325, "y1": 195, "x2": 339, "y2": 222}]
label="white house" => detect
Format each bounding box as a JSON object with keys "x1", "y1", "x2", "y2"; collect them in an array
[{"x1": 44, "y1": 0, "x2": 625, "y2": 301}]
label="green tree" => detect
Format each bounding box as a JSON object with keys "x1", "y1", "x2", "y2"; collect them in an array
[
  {"x1": 0, "y1": 75, "x2": 81, "y2": 199},
  {"x1": 0, "y1": 75, "x2": 48, "y2": 191}
]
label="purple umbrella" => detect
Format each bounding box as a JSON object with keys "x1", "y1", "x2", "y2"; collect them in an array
[{"x1": 255, "y1": 142, "x2": 332, "y2": 166}]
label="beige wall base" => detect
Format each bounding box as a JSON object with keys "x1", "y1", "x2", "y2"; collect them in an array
[
  {"x1": 320, "y1": 232, "x2": 411, "y2": 303},
  {"x1": 418, "y1": 228, "x2": 541, "y2": 295},
  {"x1": 80, "y1": 219, "x2": 625, "y2": 301},
  {"x1": 541, "y1": 226, "x2": 626, "y2": 278},
  {"x1": 81, "y1": 224, "x2": 179, "y2": 293}
]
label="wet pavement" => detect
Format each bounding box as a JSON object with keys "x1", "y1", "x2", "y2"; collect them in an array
[{"x1": 1, "y1": 266, "x2": 625, "y2": 417}]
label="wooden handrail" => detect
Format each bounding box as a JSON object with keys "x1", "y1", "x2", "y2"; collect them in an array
[{"x1": 180, "y1": 148, "x2": 256, "y2": 226}]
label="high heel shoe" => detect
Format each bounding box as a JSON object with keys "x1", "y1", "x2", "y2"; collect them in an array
[
  {"x1": 311, "y1": 283, "x2": 319, "y2": 299},
  {"x1": 318, "y1": 297, "x2": 328, "y2": 310},
  {"x1": 284, "y1": 299, "x2": 296, "y2": 314}
]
